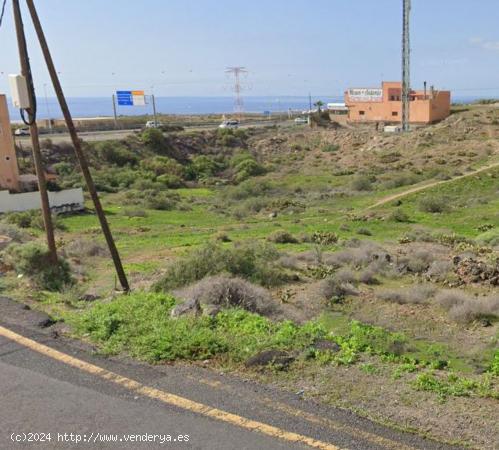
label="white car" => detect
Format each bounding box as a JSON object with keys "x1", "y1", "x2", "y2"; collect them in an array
[
  {"x1": 294, "y1": 117, "x2": 308, "y2": 124},
  {"x1": 219, "y1": 120, "x2": 239, "y2": 129},
  {"x1": 14, "y1": 128, "x2": 30, "y2": 136},
  {"x1": 145, "y1": 121, "x2": 163, "y2": 129}
]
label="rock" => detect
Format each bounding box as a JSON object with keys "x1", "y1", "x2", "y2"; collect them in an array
[
  {"x1": 245, "y1": 350, "x2": 295, "y2": 368},
  {"x1": 170, "y1": 298, "x2": 201, "y2": 318},
  {"x1": 201, "y1": 303, "x2": 222, "y2": 317},
  {"x1": 38, "y1": 318, "x2": 56, "y2": 328},
  {"x1": 79, "y1": 293, "x2": 100, "y2": 302},
  {"x1": 311, "y1": 339, "x2": 340, "y2": 352},
  {"x1": 268, "y1": 212, "x2": 278, "y2": 219}
]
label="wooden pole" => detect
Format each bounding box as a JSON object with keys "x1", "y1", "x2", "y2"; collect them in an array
[
  {"x1": 26, "y1": 0, "x2": 130, "y2": 292},
  {"x1": 12, "y1": 0, "x2": 57, "y2": 264}
]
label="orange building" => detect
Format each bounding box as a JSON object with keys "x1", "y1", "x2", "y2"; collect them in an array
[
  {"x1": 0, "y1": 95, "x2": 21, "y2": 192},
  {"x1": 345, "y1": 82, "x2": 450, "y2": 125}
]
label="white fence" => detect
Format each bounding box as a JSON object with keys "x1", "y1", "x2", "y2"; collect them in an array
[{"x1": 0, "y1": 188, "x2": 85, "y2": 214}]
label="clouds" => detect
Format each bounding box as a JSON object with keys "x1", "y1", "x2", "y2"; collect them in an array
[{"x1": 470, "y1": 37, "x2": 499, "y2": 51}]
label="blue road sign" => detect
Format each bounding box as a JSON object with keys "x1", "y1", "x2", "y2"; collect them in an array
[{"x1": 116, "y1": 91, "x2": 133, "y2": 106}]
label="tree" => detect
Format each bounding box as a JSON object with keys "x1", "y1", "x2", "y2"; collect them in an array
[{"x1": 314, "y1": 100, "x2": 324, "y2": 113}]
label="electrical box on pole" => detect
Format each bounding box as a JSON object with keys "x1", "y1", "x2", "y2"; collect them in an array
[{"x1": 8, "y1": 74, "x2": 31, "y2": 109}]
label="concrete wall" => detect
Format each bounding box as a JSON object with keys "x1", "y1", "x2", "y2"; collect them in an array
[
  {"x1": 345, "y1": 82, "x2": 451, "y2": 124},
  {"x1": 0, "y1": 188, "x2": 84, "y2": 214},
  {"x1": 0, "y1": 95, "x2": 21, "y2": 191}
]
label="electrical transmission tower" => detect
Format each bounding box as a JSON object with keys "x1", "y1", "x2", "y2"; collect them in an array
[
  {"x1": 225, "y1": 67, "x2": 247, "y2": 119},
  {"x1": 401, "y1": 0, "x2": 411, "y2": 132}
]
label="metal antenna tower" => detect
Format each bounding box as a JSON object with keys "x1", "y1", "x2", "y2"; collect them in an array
[
  {"x1": 225, "y1": 67, "x2": 247, "y2": 119},
  {"x1": 401, "y1": 0, "x2": 411, "y2": 131}
]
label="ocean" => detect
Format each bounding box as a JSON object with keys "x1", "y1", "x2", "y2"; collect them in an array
[{"x1": 7, "y1": 95, "x2": 483, "y2": 121}]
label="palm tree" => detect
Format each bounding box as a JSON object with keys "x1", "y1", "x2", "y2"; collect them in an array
[{"x1": 314, "y1": 100, "x2": 324, "y2": 113}]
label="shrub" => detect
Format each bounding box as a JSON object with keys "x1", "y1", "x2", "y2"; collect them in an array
[
  {"x1": 140, "y1": 156, "x2": 185, "y2": 178},
  {"x1": 156, "y1": 174, "x2": 184, "y2": 189},
  {"x1": 234, "y1": 158, "x2": 265, "y2": 183},
  {"x1": 318, "y1": 277, "x2": 359, "y2": 302},
  {"x1": 4, "y1": 242, "x2": 73, "y2": 291},
  {"x1": 380, "y1": 285, "x2": 436, "y2": 305},
  {"x1": 97, "y1": 141, "x2": 138, "y2": 167},
  {"x1": 154, "y1": 241, "x2": 287, "y2": 291},
  {"x1": 436, "y1": 290, "x2": 499, "y2": 323},
  {"x1": 267, "y1": 231, "x2": 297, "y2": 244},
  {"x1": 311, "y1": 231, "x2": 338, "y2": 246},
  {"x1": 68, "y1": 291, "x2": 325, "y2": 363},
  {"x1": 190, "y1": 155, "x2": 225, "y2": 179},
  {"x1": 351, "y1": 175, "x2": 374, "y2": 191},
  {"x1": 322, "y1": 144, "x2": 340, "y2": 153},
  {"x1": 389, "y1": 209, "x2": 410, "y2": 223},
  {"x1": 476, "y1": 229, "x2": 499, "y2": 248},
  {"x1": 4, "y1": 210, "x2": 66, "y2": 231},
  {"x1": 0, "y1": 223, "x2": 29, "y2": 243},
  {"x1": 173, "y1": 275, "x2": 276, "y2": 316},
  {"x1": 141, "y1": 128, "x2": 172, "y2": 155},
  {"x1": 356, "y1": 228, "x2": 373, "y2": 236},
  {"x1": 334, "y1": 267, "x2": 357, "y2": 284},
  {"x1": 63, "y1": 238, "x2": 108, "y2": 258},
  {"x1": 419, "y1": 195, "x2": 450, "y2": 213}
]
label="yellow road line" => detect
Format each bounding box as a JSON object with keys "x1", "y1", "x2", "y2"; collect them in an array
[
  {"x1": 194, "y1": 377, "x2": 417, "y2": 450},
  {"x1": 0, "y1": 326, "x2": 343, "y2": 450}
]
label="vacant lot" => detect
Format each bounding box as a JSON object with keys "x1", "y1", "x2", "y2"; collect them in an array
[{"x1": 2, "y1": 105, "x2": 498, "y2": 449}]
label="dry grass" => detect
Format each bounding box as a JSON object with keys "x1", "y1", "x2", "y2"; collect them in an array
[
  {"x1": 435, "y1": 290, "x2": 499, "y2": 323},
  {"x1": 173, "y1": 275, "x2": 277, "y2": 316},
  {"x1": 379, "y1": 284, "x2": 437, "y2": 305},
  {"x1": 63, "y1": 238, "x2": 109, "y2": 258}
]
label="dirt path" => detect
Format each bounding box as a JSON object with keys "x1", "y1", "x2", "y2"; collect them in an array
[{"x1": 367, "y1": 160, "x2": 499, "y2": 210}]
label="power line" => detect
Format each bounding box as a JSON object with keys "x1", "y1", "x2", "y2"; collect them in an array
[{"x1": 0, "y1": 0, "x2": 7, "y2": 30}]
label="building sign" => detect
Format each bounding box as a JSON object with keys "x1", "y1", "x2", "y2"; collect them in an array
[
  {"x1": 116, "y1": 90, "x2": 146, "y2": 106},
  {"x1": 347, "y1": 88, "x2": 383, "y2": 102}
]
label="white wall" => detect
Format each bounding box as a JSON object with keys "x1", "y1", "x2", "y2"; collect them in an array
[{"x1": 0, "y1": 188, "x2": 84, "y2": 214}]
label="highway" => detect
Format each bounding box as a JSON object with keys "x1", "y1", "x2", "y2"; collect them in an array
[
  {"x1": 14, "y1": 120, "x2": 288, "y2": 145},
  {"x1": 0, "y1": 296, "x2": 459, "y2": 450}
]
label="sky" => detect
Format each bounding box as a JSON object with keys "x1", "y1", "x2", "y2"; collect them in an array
[{"x1": 0, "y1": 0, "x2": 499, "y2": 98}]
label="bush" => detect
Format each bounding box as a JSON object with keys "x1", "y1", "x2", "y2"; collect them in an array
[
  {"x1": 389, "y1": 209, "x2": 410, "y2": 223},
  {"x1": 63, "y1": 238, "x2": 108, "y2": 258},
  {"x1": 141, "y1": 128, "x2": 172, "y2": 155},
  {"x1": 234, "y1": 158, "x2": 265, "y2": 183},
  {"x1": 190, "y1": 155, "x2": 225, "y2": 179},
  {"x1": 436, "y1": 290, "x2": 499, "y2": 323},
  {"x1": 351, "y1": 175, "x2": 374, "y2": 191},
  {"x1": 379, "y1": 285, "x2": 436, "y2": 305},
  {"x1": 318, "y1": 277, "x2": 359, "y2": 302},
  {"x1": 419, "y1": 195, "x2": 450, "y2": 213},
  {"x1": 140, "y1": 156, "x2": 185, "y2": 178},
  {"x1": 154, "y1": 241, "x2": 287, "y2": 291},
  {"x1": 476, "y1": 229, "x2": 499, "y2": 248},
  {"x1": 174, "y1": 275, "x2": 276, "y2": 316},
  {"x1": 267, "y1": 231, "x2": 297, "y2": 244},
  {"x1": 4, "y1": 210, "x2": 66, "y2": 231},
  {"x1": 68, "y1": 291, "x2": 325, "y2": 363},
  {"x1": 4, "y1": 242, "x2": 73, "y2": 291},
  {"x1": 0, "y1": 223, "x2": 29, "y2": 242},
  {"x1": 97, "y1": 141, "x2": 138, "y2": 167},
  {"x1": 322, "y1": 144, "x2": 340, "y2": 153}
]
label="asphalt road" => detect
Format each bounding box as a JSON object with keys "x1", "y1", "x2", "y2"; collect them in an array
[
  {"x1": 0, "y1": 297, "x2": 461, "y2": 450},
  {"x1": 14, "y1": 120, "x2": 286, "y2": 145}
]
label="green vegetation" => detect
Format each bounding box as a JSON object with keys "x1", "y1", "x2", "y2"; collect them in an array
[{"x1": 3, "y1": 243, "x2": 73, "y2": 291}]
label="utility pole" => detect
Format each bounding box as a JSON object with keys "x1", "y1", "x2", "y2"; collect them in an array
[
  {"x1": 152, "y1": 94, "x2": 157, "y2": 126},
  {"x1": 26, "y1": 0, "x2": 130, "y2": 292},
  {"x1": 112, "y1": 94, "x2": 118, "y2": 129},
  {"x1": 225, "y1": 67, "x2": 247, "y2": 121},
  {"x1": 401, "y1": 0, "x2": 411, "y2": 132},
  {"x1": 308, "y1": 92, "x2": 312, "y2": 112},
  {"x1": 12, "y1": 0, "x2": 58, "y2": 264}
]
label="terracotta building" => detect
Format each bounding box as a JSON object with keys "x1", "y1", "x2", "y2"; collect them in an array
[
  {"x1": 344, "y1": 81, "x2": 451, "y2": 125},
  {"x1": 0, "y1": 95, "x2": 21, "y2": 192}
]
